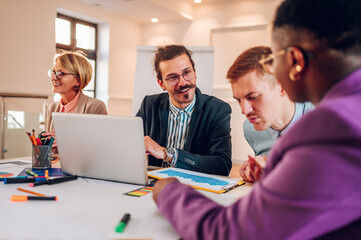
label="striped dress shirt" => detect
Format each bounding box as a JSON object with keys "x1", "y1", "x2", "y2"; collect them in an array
[{"x1": 165, "y1": 95, "x2": 196, "y2": 166}]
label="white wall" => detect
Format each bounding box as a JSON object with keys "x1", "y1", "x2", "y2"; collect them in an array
[
  {"x1": 141, "y1": 0, "x2": 282, "y2": 162},
  {"x1": 0, "y1": 0, "x2": 56, "y2": 96}
]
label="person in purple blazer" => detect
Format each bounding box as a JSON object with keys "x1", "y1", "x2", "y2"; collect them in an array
[{"x1": 151, "y1": 0, "x2": 361, "y2": 239}]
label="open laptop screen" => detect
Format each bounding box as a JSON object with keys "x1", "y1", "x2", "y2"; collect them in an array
[{"x1": 52, "y1": 113, "x2": 148, "y2": 185}]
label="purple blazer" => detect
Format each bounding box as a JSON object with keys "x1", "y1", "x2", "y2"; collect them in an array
[{"x1": 156, "y1": 68, "x2": 361, "y2": 240}]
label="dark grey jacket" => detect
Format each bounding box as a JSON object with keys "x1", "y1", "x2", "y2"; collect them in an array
[{"x1": 136, "y1": 88, "x2": 232, "y2": 176}]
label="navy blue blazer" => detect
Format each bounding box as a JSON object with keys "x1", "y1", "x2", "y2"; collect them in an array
[{"x1": 136, "y1": 88, "x2": 232, "y2": 176}]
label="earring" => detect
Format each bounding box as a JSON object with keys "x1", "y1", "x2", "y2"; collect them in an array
[
  {"x1": 289, "y1": 65, "x2": 302, "y2": 82},
  {"x1": 289, "y1": 72, "x2": 296, "y2": 81}
]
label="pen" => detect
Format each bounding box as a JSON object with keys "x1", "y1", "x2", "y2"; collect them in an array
[
  {"x1": 47, "y1": 175, "x2": 78, "y2": 184},
  {"x1": 26, "y1": 169, "x2": 38, "y2": 177},
  {"x1": 17, "y1": 188, "x2": 47, "y2": 196},
  {"x1": 0, "y1": 176, "x2": 27, "y2": 181},
  {"x1": 26, "y1": 132, "x2": 36, "y2": 145},
  {"x1": 35, "y1": 138, "x2": 42, "y2": 145},
  {"x1": 29, "y1": 180, "x2": 48, "y2": 187},
  {"x1": 11, "y1": 195, "x2": 57, "y2": 202},
  {"x1": 48, "y1": 137, "x2": 54, "y2": 146},
  {"x1": 32, "y1": 136, "x2": 37, "y2": 146},
  {"x1": 115, "y1": 213, "x2": 131, "y2": 233},
  {"x1": 29, "y1": 175, "x2": 78, "y2": 187},
  {"x1": 38, "y1": 131, "x2": 46, "y2": 139},
  {"x1": 4, "y1": 177, "x2": 46, "y2": 184},
  {"x1": 32, "y1": 129, "x2": 35, "y2": 138}
]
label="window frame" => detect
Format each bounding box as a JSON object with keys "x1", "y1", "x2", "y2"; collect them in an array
[{"x1": 56, "y1": 13, "x2": 98, "y2": 97}]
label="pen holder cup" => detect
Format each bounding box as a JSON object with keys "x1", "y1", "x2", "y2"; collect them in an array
[{"x1": 32, "y1": 145, "x2": 52, "y2": 169}]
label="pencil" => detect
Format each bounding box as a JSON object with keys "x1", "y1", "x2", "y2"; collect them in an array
[
  {"x1": 26, "y1": 132, "x2": 36, "y2": 145},
  {"x1": 17, "y1": 188, "x2": 47, "y2": 197},
  {"x1": 32, "y1": 136, "x2": 37, "y2": 146}
]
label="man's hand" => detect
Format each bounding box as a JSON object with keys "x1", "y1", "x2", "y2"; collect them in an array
[
  {"x1": 144, "y1": 136, "x2": 167, "y2": 160},
  {"x1": 239, "y1": 155, "x2": 267, "y2": 182},
  {"x1": 152, "y1": 177, "x2": 178, "y2": 202}
]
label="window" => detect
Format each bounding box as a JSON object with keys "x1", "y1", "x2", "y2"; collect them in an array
[
  {"x1": 55, "y1": 14, "x2": 97, "y2": 98},
  {"x1": 7, "y1": 111, "x2": 25, "y2": 129}
]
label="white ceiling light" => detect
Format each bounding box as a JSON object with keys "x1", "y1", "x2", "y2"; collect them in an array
[
  {"x1": 194, "y1": 0, "x2": 202, "y2": 3},
  {"x1": 151, "y1": 18, "x2": 159, "y2": 23}
]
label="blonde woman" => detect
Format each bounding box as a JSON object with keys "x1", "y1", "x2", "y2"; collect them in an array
[{"x1": 42, "y1": 51, "x2": 107, "y2": 150}]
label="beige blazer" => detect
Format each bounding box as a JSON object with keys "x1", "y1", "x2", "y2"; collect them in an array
[{"x1": 45, "y1": 91, "x2": 107, "y2": 131}]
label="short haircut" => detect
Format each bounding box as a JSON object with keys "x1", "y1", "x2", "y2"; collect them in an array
[
  {"x1": 154, "y1": 45, "x2": 195, "y2": 80},
  {"x1": 274, "y1": 0, "x2": 361, "y2": 53},
  {"x1": 227, "y1": 46, "x2": 272, "y2": 83},
  {"x1": 55, "y1": 50, "x2": 92, "y2": 90}
]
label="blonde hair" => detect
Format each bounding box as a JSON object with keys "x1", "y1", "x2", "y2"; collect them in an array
[{"x1": 55, "y1": 50, "x2": 92, "y2": 90}]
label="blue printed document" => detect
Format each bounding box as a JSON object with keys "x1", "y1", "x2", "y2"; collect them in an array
[{"x1": 148, "y1": 167, "x2": 245, "y2": 194}]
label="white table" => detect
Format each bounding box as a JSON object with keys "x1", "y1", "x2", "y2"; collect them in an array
[{"x1": 0, "y1": 157, "x2": 253, "y2": 239}]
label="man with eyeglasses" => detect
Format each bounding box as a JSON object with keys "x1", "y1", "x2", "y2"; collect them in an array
[
  {"x1": 151, "y1": 0, "x2": 361, "y2": 239},
  {"x1": 227, "y1": 46, "x2": 313, "y2": 182},
  {"x1": 136, "y1": 45, "x2": 232, "y2": 176}
]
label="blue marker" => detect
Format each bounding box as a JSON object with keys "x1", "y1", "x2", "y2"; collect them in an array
[
  {"x1": 0, "y1": 176, "x2": 27, "y2": 182},
  {"x1": 4, "y1": 177, "x2": 47, "y2": 184}
]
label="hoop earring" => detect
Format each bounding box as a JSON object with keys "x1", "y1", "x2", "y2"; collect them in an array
[
  {"x1": 289, "y1": 65, "x2": 302, "y2": 82},
  {"x1": 289, "y1": 72, "x2": 296, "y2": 82}
]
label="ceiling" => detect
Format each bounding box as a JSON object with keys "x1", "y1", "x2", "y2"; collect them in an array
[{"x1": 71, "y1": 0, "x2": 234, "y2": 24}]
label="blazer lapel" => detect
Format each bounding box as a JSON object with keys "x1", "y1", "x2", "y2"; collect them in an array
[
  {"x1": 75, "y1": 91, "x2": 86, "y2": 113},
  {"x1": 185, "y1": 107, "x2": 202, "y2": 150}
]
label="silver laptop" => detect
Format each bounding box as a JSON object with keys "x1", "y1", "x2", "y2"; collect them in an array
[{"x1": 52, "y1": 113, "x2": 148, "y2": 185}]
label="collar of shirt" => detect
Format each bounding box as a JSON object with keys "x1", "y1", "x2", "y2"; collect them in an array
[
  {"x1": 59, "y1": 91, "x2": 81, "y2": 113},
  {"x1": 267, "y1": 102, "x2": 308, "y2": 139},
  {"x1": 168, "y1": 94, "x2": 196, "y2": 117}
]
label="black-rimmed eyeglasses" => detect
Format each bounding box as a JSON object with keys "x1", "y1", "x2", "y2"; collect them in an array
[
  {"x1": 48, "y1": 69, "x2": 78, "y2": 80},
  {"x1": 163, "y1": 69, "x2": 195, "y2": 86}
]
